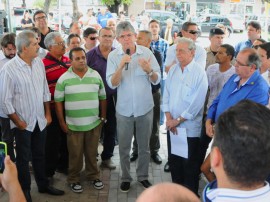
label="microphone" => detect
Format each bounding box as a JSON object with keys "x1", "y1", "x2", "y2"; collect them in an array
[{"x1": 125, "y1": 49, "x2": 130, "y2": 70}]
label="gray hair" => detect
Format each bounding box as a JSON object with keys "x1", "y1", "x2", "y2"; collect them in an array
[
  {"x1": 138, "y1": 30, "x2": 152, "y2": 40},
  {"x1": 175, "y1": 37, "x2": 196, "y2": 51},
  {"x1": 241, "y1": 48, "x2": 261, "y2": 69},
  {"x1": 44, "y1": 32, "x2": 62, "y2": 50},
  {"x1": 16, "y1": 30, "x2": 36, "y2": 54},
  {"x1": 116, "y1": 21, "x2": 135, "y2": 38}
]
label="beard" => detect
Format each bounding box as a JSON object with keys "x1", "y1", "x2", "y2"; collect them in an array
[{"x1": 4, "y1": 54, "x2": 15, "y2": 59}]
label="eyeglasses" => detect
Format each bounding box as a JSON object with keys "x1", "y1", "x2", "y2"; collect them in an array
[
  {"x1": 186, "y1": 30, "x2": 199, "y2": 35},
  {"x1": 235, "y1": 59, "x2": 249, "y2": 67},
  {"x1": 35, "y1": 16, "x2": 47, "y2": 21},
  {"x1": 100, "y1": 35, "x2": 114, "y2": 39},
  {"x1": 89, "y1": 37, "x2": 97, "y2": 40},
  {"x1": 52, "y1": 41, "x2": 65, "y2": 46},
  {"x1": 252, "y1": 45, "x2": 259, "y2": 50},
  {"x1": 118, "y1": 34, "x2": 133, "y2": 39}
]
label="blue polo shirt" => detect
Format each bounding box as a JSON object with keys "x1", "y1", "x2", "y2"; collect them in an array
[
  {"x1": 207, "y1": 70, "x2": 269, "y2": 122},
  {"x1": 234, "y1": 39, "x2": 253, "y2": 57}
]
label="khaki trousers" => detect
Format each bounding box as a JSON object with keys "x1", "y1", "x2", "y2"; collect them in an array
[{"x1": 67, "y1": 124, "x2": 101, "y2": 183}]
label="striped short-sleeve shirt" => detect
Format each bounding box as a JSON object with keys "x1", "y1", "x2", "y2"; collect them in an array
[{"x1": 54, "y1": 67, "x2": 106, "y2": 131}]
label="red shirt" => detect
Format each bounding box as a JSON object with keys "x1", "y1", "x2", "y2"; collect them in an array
[{"x1": 42, "y1": 53, "x2": 71, "y2": 100}]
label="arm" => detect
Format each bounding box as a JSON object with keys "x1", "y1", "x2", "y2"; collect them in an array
[
  {"x1": 55, "y1": 101, "x2": 68, "y2": 133},
  {"x1": 110, "y1": 54, "x2": 131, "y2": 87},
  {"x1": 44, "y1": 102, "x2": 52, "y2": 126},
  {"x1": 0, "y1": 156, "x2": 26, "y2": 202},
  {"x1": 99, "y1": 99, "x2": 107, "y2": 120},
  {"x1": 8, "y1": 113, "x2": 27, "y2": 130}
]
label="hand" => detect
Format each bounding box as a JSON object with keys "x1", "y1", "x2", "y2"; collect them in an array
[
  {"x1": 170, "y1": 126, "x2": 178, "y2": 135},
  {"x1": 16, "y1": 120, "x2": 27, "y2": 130},
  {"x1": 138, "y1": 58, "x2": 152, "y2": 73},
  {"x1": 45, "y1": 114, "x2": 52, "y2": 126},
  {"x1": 119, "y1": 54, "x2": 131, "y2": 69},
  {"x1": 166, "y1": 119, "x2": 180, "y2": 131},
  {"x1": 59, "y1": 121, "x2": 68, "y2": 133},
  {"x1": 205, "y1": 119, "x2": 214, "y2": 138},
  {"x1": 0, "y1": 156, "x2": 18, "y2": 192}
]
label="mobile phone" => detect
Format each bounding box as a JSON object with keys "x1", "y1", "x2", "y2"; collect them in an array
[{"x1": 0, "y1": 142, "x2": 7, "y2": 173}]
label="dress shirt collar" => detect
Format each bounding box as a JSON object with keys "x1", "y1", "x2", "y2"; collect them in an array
[{"x1": 116, "y1": 44, "x2": 143, "y2": 55}]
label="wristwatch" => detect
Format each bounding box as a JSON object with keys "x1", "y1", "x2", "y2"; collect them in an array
[
  {"x1": 100, "y1": 117, "x2": 107, "y2": 123},
  {"x1": 148, "y1": 69, "x2": 154, "y2": 77},
  {"x1": 176, "y1": 117, "x2": 183, "y2": 124}
]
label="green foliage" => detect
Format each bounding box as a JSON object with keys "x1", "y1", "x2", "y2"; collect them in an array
[{"x1": 100, "y1": 0, "x2": 133, "y2": 6}]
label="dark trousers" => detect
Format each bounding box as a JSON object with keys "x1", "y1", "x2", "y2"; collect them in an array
[
  {"x1": 0, "y1": 117, "x2": 15, "y2": 162},
  {"x1": 14, "y1": 124, "x2": 48, "y2": 191},
  {"x1": 167, "y1": 130, "x2": 171, "y2": 161},
  {"x1": 101, "y1": 94, "x2": 117, "y2": 161},
  {"x1": 198, "y1": 116, "x2": 212, "y2": 168},
  {"x1": 45, "y1": 109, "x2": 68, "y2": 177},
  {"x1": 169, "y1": 137, "x2": 200, "y2": 195},
  {"x1": 132, "y1": 91, "x2": 161, "y2": 155}
]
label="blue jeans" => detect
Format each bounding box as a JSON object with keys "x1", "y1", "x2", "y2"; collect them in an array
[{"x1": 14, "y1": 124, "x2": 48, "y2": 191}]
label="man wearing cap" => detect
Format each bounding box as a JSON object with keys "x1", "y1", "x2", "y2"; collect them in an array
[{"x1": 205, "y1": 28, "x2": 225, "y2": 70}]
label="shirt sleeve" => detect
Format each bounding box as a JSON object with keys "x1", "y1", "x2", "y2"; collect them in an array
[
  {"x1": 106, "y1": 52, "x2": 118, "y2": 89},
  {"x1": 97, "y1": 73, "x2": 106, "y2": 100},
  {"x1": 54, "y1": 77, "x2": 65, "y2": 102},
  {"x1": 164, "y1": 45, "x2": 176, "y2": 66},
  {"x1": 0, "y1": 71, "x2": 16, "y2": 115}
]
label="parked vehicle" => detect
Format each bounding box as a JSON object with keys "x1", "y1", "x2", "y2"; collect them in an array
[
  {"x1": 198, "y1": 15, "x2": 233, "y2": 34},
  {"x1": 227, "y1": 14, "x2": 245, "y2": 32},
  {"x1": 140, "y1": 10, "x2": 184, "y2": 29}
]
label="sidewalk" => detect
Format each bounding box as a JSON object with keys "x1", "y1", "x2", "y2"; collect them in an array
[{"x1": 0, "y1": 132, "x2": 207, "y2": 202}]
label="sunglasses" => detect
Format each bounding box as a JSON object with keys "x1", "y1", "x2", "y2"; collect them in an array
[
  {"x1": 187, "y1": 30, "x2": 199, "y2": 35},
  {"x1": 89, "y1": 37, "x2": 97, "y2": 40}
]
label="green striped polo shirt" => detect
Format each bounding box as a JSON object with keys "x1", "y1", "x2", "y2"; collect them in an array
[{"x1": 55, "y1": 67, "x2": 106, "y2": 131}]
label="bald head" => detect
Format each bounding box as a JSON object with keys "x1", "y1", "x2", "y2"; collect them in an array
[{"x1": 136, "y1": 183, "x2": 200, "y2": 202}]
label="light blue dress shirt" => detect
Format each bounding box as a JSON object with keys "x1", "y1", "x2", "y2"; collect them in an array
[
  {"x1": 164, "y1": 43, "x2": 207, "y2": 69},
  {"x1": 106, "y1": 45, "x2": 161, "y2": 117},
  {"x1": 162, "y1": 60, "x2": 208, "y2": 137}
]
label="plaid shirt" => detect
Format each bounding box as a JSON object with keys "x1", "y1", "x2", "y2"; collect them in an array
[{"x1": 151, "y1": 36, "x2": 169, "y2": 65}]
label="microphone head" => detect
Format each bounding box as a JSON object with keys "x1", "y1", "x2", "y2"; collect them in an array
[{"x1": 126, "y1": 49, "x2": 130, "y2": 55}]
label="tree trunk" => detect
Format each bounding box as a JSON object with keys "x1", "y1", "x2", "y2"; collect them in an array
[
  {"x1": 71, "y1": 0, "x2": 80, "y2": 21},
  {"x1": 108, "y1": 0, "x2": 121, "y2": 14},
  {"x1": 43, "y1": 0, "x2": 51, "y2": 14},
  {"x1": 22, "y1": 0, "x2": 26, "y2": 7}
]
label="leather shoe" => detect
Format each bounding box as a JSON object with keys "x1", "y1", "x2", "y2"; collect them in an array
[
  {"x1": 130, "y1": 153, "x2": 138, "y2": 162},
  {"x1": 23, "y1": 190, "x2": 32, "y2": 202},
  {"x1": 164, "y1": 161, "x2": 170, "y2": 172},
  {"x1": 39, "y1": 186, "x2": 65, "y2": 195},
  {"x1": 151, "y1": 153, "x2": 162, "y2": 164}
]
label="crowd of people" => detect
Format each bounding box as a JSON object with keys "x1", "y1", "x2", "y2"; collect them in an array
[{"x1": 0, "y1": 7, "x2": 270, "y2": 202}]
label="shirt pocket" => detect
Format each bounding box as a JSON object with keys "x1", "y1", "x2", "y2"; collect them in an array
[{"x1": 181, "y1": 83, "x2": 193, "y2": 102}]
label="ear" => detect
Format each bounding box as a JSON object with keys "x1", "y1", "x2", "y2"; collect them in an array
[{"x1": 210, "y1": 146, "x2": 222, "y2": 170}]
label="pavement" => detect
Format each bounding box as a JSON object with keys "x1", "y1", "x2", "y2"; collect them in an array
[{"x1": 0, "y1": 130, "x2": 207, "y2": 202}]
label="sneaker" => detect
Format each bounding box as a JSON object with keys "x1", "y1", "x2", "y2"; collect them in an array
[
  {"x1": 92, "y1": 179, "x2": 104, "y2": 190},
  {"x1": 101, "y1": 159, "x2": 116, "y2": 170},
  {"x1": 120, "y1": 182, "x2": 130, "y2": 192},
  {"x1": 70, "y1": 182, "x2": 83, "y2": 193},
  {"x1": 138, "y1": 180, "x2": 152, "y2": 189}
]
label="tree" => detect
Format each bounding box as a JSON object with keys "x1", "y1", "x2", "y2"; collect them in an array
[
  {"x1": 71, "y1": 0, "x2": 80, "y2": 21},
  {"x1": 101, "y1": 0, "x2": 133, "y2": 14},
  {"x1": 43, "y1": 0, "x2": 52, "y2": 13}
]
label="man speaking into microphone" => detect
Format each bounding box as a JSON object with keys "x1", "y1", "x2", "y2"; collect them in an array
[{"x1": 106, "y1": 21, "x2": 161, "y2": 192}]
